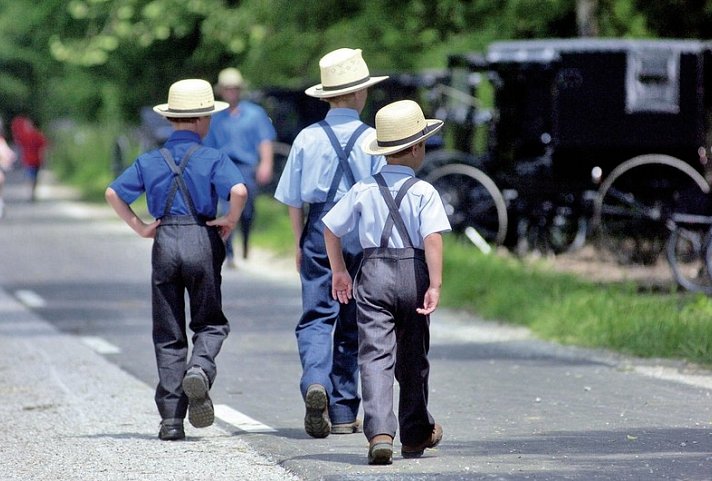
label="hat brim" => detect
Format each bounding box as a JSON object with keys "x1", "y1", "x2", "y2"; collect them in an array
[
  {"x1": 153, "y1": 100, "x2": 229, "y2": 118},
  {"x1": 362, "y1": 120, "x2": 444, "y2": 156},
  {"x1": 305, "y1": 75, "x2": 389, "y2": 98}
]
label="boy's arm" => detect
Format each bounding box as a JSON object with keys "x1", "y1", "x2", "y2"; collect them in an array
[
  {"x1": 105, "y1": 187, "x2": 161, "y2": 239},
  {"x1": 207, "y1": 183, "x2": 248, "y2": 240},
  {"x1": 287, "y1": 205, "x2": 305, "y2": 272},
  {"x1": 324, "y1": 227, "x2": 352, "y2": 304},
  {"x1": 418, "y1": 232, "x2": 443, "y2": 315}
]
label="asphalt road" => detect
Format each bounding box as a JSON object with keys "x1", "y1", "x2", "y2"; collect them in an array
[{"x1": 1, "y1": 168, "x2": 711, "y2": 480}]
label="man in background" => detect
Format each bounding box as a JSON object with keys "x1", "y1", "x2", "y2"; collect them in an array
[{"x1": 204, "y1": 68, "x2": 276, "y2": 266}]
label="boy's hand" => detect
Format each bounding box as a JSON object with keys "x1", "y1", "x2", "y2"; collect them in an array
[
  {"x1": 138, "y1": 219, "x2": 161, "y2": 239},
  {"x1": 207, "y1": 216, "x2": 237, "y2": 240},
  {"x1": 417, "y1": 286, "x2": 440, "y2": 315},
  {"x1": 331, "y1": 271, "x2": 353, "y2": 304}
]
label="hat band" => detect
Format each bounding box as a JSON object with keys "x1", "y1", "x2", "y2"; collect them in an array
[
  {"x1": 322, "y1": 75, "x2": 371, "y2": 91},
  {"x1": 377, "y1": 124, "x2": 438, "y2": 148},
  {"x1": 165, "y1": 105, "x2": 215, "y2": 113}
]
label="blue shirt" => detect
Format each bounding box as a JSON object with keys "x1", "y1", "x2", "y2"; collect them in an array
[
  {"x1": 322, "y1": 165, "x2": 452, "y2": 249},
  {"x1": 109, "y1": 130, "x2": 244, "y2": 219},
  {"x1": 274, "y1": 108, "x2": 386, "y2": 207},
  {"x1": 203, "y1": 100, "x2": 276, "y2": 166}
]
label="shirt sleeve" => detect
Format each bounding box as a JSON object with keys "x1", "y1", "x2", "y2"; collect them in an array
[
  {"x1": 418, "y1": 184, "x2": 452, "y2": 238},
  {"x1": 256, "y1": 108, "x2": 277, "y2": 142},
  {"x1": 322, "y1": 188, "x2": 359, "y2": 237},
  {"x1": 212, "y1": 153, "x2": 245, "y2": 200},
  {"x1": 109, "y1": 161, "x2": 145, "y2": 205},
  {"x1": 273, "y1": 135, "x2": 304, "y2": 207}
]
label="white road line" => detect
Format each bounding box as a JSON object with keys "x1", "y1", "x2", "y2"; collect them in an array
[
  {"x1": 214, "y1": 404, "x2": 277, "y2": 433},
  {"x1": 14, "y1": 290, "x2": 46, "y2": 308},
  {"x1": 80, "y1": 336, "x2": 121, "y2": 354}
]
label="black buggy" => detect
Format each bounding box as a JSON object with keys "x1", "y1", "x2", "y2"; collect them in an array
[{"x1": 423, "y1": 38, "x2": 712, "y2": 292}]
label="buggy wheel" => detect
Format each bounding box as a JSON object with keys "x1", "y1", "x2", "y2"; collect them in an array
[
  {"x1": 418, "y1": 149, "x2": 479, "y2": 179},
  {"x1": 592, "y1": 154, "x2": 710, "y2": 265},
  {"x1": 667, "y1": 225, "x2": 712, "y2": 294},
  {"x1": 425, "y1": 163, "x2": 508, "y2": 246},
  {"x1": 261, "y1": 141, "x2": 292, "y2": 195}
]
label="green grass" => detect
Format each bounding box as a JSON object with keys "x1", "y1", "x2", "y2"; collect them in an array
[
  {"x1": 251, "y1": 195, "x2": 295, "y2": 256},
  {"x1": 50, "y1": 125, "x2": 712, "y2": 367},
  {"x1": 442, "y1": 235, "x2": 712, "y2": 365}
]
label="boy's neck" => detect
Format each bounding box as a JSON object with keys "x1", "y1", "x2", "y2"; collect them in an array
[{"x1": 386, "y1": 158, "x2": 416, "y2": 170}]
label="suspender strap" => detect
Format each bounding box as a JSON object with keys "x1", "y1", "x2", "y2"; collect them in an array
[
  {"x1": 374, "y1": 173, "x2": 421, "y2": 248},
  {"x1": 319, "y1": 121, "x2": 370, "y2": 203},
  {"x1": 159, "y1": 144, "x2": 202, "y2": 219}
]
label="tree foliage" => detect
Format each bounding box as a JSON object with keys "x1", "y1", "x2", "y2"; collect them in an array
[{"x1": 1, "y1": 0, "x2": 710, "y2": 126}]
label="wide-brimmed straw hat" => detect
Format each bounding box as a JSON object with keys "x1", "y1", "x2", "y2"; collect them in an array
[
  {"x1": 217, "y1": 68, "x2": 245, "y2": 88},
  {"x1": 153, "y1": 79, "x2": 229, "y2": 118},
  {"x1": 305, "y1": 48, "x2": 388, "y2": 98},
  {"x1": 362, "y1": 100, "x2": 444, "y2": 156}
]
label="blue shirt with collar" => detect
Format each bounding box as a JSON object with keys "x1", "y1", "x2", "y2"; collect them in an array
[
  {"x1": 274, "y1": 108, "x2": 386, "y2": 207},
  {"x1": 203, "y1": 100, "x2": 276, "y2": 166},
  {"x1": 109, "y1": 130, "x2": 244, "y2": 219},
  {"x1": 322, "y1": 164, "x2": 452, "y2": 249}
]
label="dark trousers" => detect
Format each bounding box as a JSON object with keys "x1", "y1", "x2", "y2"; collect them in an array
[
  {"x1": 355, "y1": 247, "x2": 434, "y2": 445},
  {"x1": 151, "y1": 216, "x2": 230, "y2": 420},
  {"x1": 296, "y1": 204, "x2": 362, "y2": 424}
]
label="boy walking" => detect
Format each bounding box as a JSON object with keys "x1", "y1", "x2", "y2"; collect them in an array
[
  {"x1": 323, "y1": 100, "x2": 451, "y2": 464},
  {"x1": 274, "y1": 48, "x2": 387, "y2": 438},
  {"x1": 105, "y1": 79, "x2": 247, "y2": 440}
]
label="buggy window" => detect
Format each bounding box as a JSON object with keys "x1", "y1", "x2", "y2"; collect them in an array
[{"x1": 626, "y1": 48, "x2": 680, "y2": 114}]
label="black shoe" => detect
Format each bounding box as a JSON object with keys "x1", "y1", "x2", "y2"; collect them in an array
[
  {"x1": 401, "y1": 423, "x2": 443, "y2": 458},
  {"x1": 159, "y1": 418, "x2": 185, "y2": 441},
  {"x1": 182, "y1": 366, "x2": 214, "y2": 428},
  {"x1": 304, "y1": 384, "x2": 331, "y2": 438}
]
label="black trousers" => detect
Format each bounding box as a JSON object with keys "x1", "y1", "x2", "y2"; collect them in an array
[
  {"x1": 354, "y1": 247, "x2": 434, "y2": 445},
  {"x1": 151, "y1": 216, "x2": 230, "y2": 420}
]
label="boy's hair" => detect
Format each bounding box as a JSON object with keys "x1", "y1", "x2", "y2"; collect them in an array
[
  {"x1": 166, "y1": 116, "x2": 201, "y2": 123},
  {"x1": 388, "y1": 144, "x2": 419, "y2": 159},
  {"x1": 325, "y1": 91, "x2": 358, "y2": 104}
]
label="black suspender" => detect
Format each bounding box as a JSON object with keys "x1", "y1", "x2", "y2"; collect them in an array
[
  {"x1": 319, "y1": 121, "x2": 370, "y2": 203},
  {"x1": 159, "y1": 144, "x2": 202, "y2": 219},
  {"x1": 373, "y1": 173, "x2": 421, "y2": 248}
]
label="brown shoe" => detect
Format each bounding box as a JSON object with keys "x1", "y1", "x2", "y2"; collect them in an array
[
  {"x1": 331, "y1": 418, "x2": 362, "y2": 434},
  {"x1": 368, "y1": 434, "x2": 393, "y2": 465},
  {"x1": 401, "y1": 423, "x2": 443, "y2": 458}
]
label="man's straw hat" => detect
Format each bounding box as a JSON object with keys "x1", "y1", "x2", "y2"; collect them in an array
[
  {"x1": 217, "y1": 68, "x2": 245, "y2": 88},
  {"x1": 362, "y1": 100, "x2": 443, "y2": 156},
  {"x1": 305, "y1": 48, "x2": 388, "y2": 98},
  {"x1": 153, "y1": 79, "x2": 229, "y2": 118}
]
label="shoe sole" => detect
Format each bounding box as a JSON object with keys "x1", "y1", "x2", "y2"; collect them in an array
[
  {"x1": 304, "y1": 387, "x2": 330, "y2": 438},
  {"x1": 182, "y1": 374, "x2": 214, "y2": 428},
  {"x1": 368, "y1": 443, "x2": 393, "y2": 465},
  {"x1": 159, "y1": 430, "x2": 186, "y2": 441}
]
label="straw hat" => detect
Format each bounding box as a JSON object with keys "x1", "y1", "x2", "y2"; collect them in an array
[
  {"x1": 153, "y1": 79, "x2": 229, "y2": 118},
  {"x1": 362, "y1": 100, "x2": 443, "y2": 156},
  {"x1": 305, "y1": 48, "x2": 388, "y2": 98},
  {"x1": 217, "y1": 68, "x2": 245, "y2": 88}
]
